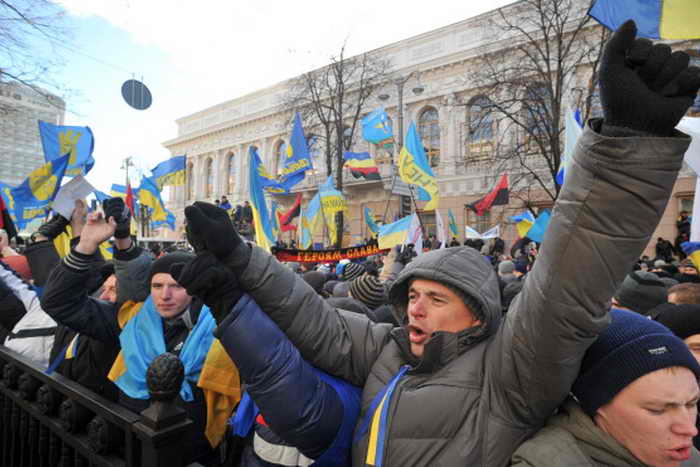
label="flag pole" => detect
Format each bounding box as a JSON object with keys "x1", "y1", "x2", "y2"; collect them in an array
[{"x1": 407, "y1": 185, "x2": 426, "y2": 239}]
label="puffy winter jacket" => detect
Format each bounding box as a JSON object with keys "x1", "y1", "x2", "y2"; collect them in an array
[
  {"x1": 510, "y1": 398, "x2": 700, "y2": 466},
  {"x1": 216, "y1": 293, "x2": 360, "y2": 466},
  {"x1": 225, "y1": 120, "x2": 690, "y2": 466},
  {"x1": 0, "y1": 261, "x2": 56, "y2": 368}
]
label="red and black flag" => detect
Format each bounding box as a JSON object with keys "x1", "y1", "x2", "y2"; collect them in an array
[
  {"x1": 0, "y1": 194, "x2": 17, "y2": 240},
  {"x1": 467, "y1": 174, "x2": 509, "y2": 216},
  {"x1": 342, "y1": 151, "x2": 381, "y2": 181},
  {"x1": 279, "y1": 192, "x2": 302, "y2": 227},
  {"x1": 277, "y1": 211, "x2": 298, "y2": 232}
]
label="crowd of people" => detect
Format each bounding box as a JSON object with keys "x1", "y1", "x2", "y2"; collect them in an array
[{"x1": 3, "y1": 20, "x2": 700, "y2": 466}]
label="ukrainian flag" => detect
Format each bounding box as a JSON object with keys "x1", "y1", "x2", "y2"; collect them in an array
[
  {"x1": 249, "y1": 147, "x2": 276, "y2": 251},
  {"x1": 270, "y1": 201, "x2": 280, "y2": 241},
  {"x1": 508, "y1": 211, "x2": 535, "y2": 238},
  {"x1": 279, "y1": 112, "x2": 313, "y2": 191},
  {"x1": 151, "y1": 211, "x2": 177, "y2": 231},
  {"x1": 12, "y1": 154, "x2": 70, "y2": 226},
  {"x1": 364, "y1": 206, "x2": 380, "y2": 238},
  {"x1": 589, "y1": 0, "x2": 700, "y2": 40},
  {"x1": 138, "y1": 176, "x2": 168, "y2": 222},
  {"x1": 305, "y1": 192, "x2": 323, "y2": 236},
  {"x1": 378, "y1": 215, "x2": 413, "y2": 250},
  {"x1": 319, "y1": 176, "x2": 347, "y2": 245},
  {"x1": 299, "y1": 206, "x2": 313, "y2": 249},
  {"x1": 151, "y1": 155, "x2": 186, "y2": 190},
  {"x1": 38, "y1": 121, "x2": 95, "y2": 177},
  {"x1": 398, "y1": 122, "x2": 439, "y2": 210},
  {"x1": 448, "y1": 209, "x2": 459, "y2": 238},
  {"x1": 362, "y1": 108, "x2": 393, "y2": 144}
]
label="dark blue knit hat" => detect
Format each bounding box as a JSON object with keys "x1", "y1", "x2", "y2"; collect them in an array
[{"x1": 572, "y1": 309, "x2": 700, "y2": 417}]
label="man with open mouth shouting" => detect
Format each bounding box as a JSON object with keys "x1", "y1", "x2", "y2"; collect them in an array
[{"x1": 182, "y1": 20, "x2": 700, "y2": 467}]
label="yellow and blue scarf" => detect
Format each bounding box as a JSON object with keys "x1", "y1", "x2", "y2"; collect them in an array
[
  {"x1": 354, "y1": 365, "x2": 410, "y2": 467},
  {"x1": 111, "y1": 295, "x2": 216, "y2": 401}
]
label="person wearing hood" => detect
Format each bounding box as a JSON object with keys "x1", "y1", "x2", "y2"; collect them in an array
[
  {"x1": 181, "y1": 21, "x2": 699, "y2": 466},
  {"x1": 512, "y1": 309, "x2": 700, "y2": 466}
]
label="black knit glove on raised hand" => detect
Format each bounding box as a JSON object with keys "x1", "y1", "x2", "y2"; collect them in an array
[
  {"x1": 35, "y1": 214, "x2": 70, "y2": 240},
  {"x1": 102, "y1": 197, "x2": 131, "y2": 239},
  {"x1": 184, "y1": 202, "x2": 244, "y2": 258},
  {"x1": 170, "y1": 251, "x2": 243, "y2": 325},
  {"x1": 600, "y1": 20, "x2": 700, "y2": 137}
]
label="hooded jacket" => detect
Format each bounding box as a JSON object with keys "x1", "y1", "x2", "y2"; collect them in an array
[
  {"x1": 226, "y1": 120, "x2": 690, "y2": 466},
  {"x1": 510, "y1": 398, "x2": 700, "y2": 466}
]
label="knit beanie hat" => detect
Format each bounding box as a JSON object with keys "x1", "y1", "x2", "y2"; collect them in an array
[
  {"x1": 349, "y1": 275, "x2": 386, "y2": 310},
  {"x1": 498, "y1": 260, "x2": 515, "y2": 275},
  {"x1": 149, "y1": 251, "x2": 194, "y2": 283},
  {"x1": 572, "y1": 309, "x2": 700, "y2": 417},
  {"x1": 614, "y1": 271, "x2": 668, "y2": 316},
  {"x1": 655, "y1": 304, "x2": 700, "y2": 340},
  {"x1": 302, "y1": 270, "x2": 327, "y2": 294},
  {"x1": 342, "y1": 262, "x2": 366, "y2": 282},
  {"x1": 333, "y1": 281, "x2": 349, "y2": 298}
]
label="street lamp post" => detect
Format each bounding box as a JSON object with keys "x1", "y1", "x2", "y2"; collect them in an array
[{"x1": 378, "y1": 72, "x2": 424, "y2": 217}]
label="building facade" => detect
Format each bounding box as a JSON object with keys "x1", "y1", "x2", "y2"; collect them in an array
[
  {"x1": 163, "y1": 3, "x2": 697, "y2": 257},
  {"x1": 0, "y1": 81, "x2": 65, "y2": 186}
]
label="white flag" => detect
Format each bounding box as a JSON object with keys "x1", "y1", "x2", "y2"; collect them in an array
[
  {"x1": 481, "y1": 225, "x2": 500, "y2": 239},
  {"x1": 435, "y1": 210, "x2": 447, "y2": 249},
  {"x1": 406, "y1": 213, "x2": 423, "y2": 254}
]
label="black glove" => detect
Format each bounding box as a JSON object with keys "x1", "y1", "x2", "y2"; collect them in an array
[
  {"x1": 600, "y1": 20, "x2": 700, "y2": 136},
  {"x1": 102, "y1": 197, "x2": 131, "y2": 239},
  {"x1": 35, "y1": 214, "x2": 69, "y2": 240},
  {"x1": 170, "y1": 251, "x2": 243, "y2": 325},
  {"x1": 184, "y1": 202, "x2": 243, "y2": 258}
]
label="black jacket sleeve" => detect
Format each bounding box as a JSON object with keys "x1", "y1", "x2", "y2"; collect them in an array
[{"x1": 40, "y1": 250, "x2": 121, "y2": 346}]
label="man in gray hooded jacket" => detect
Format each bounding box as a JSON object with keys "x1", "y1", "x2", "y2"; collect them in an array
[{"x1": 182, "y1": 21, "x2": 700, "y2": 466}]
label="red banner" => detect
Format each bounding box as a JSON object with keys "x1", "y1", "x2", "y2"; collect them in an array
[{"x1": 273, "y1": 243, "x2": 388, "y2": 263}]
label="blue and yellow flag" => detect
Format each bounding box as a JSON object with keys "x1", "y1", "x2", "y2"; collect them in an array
[
  {"x1": 378, "y1": 215, "x2": 413, "y2": 250},
  {"x1": 364, "y1": 206, "x2": 380, "y2": 238},
  {"x1": 38, "y1": 121, "x2": 95, "y2": 177},
  {"x1": 138, "y1": 176, "x2": 168, "y2": 222},
  {"x1": 249, "y1": 146, "x2": 276, "y2": 251},
  {"x1": 151, "y1": 211, "x2": 176, "y2": 231},
  {"x1": 305, "y1": 191, "x2": 323, "y2": 236},
  {"x1": 526, "y1": 210, "x2": 551, "y2": 243},
  {"x1": 398, "y1": 122, "x2": 439, "y2": 210},
  {"x1": 11, "y1": 154, "x2": 70, "y2": 226},
  {"x1": 362, "y1": 108, "x2": 393, "y2": 144},
  {"x1": 589, "y1": 0, "x2": 700, "y2": 40},
  {"x1": 279, "y1": 113, "x2": 313, "y2": 191},
  {"x1": 151, "y1": 155, "x2": 186, "y2": 190},
  {"x1": 299, "y1": 205, "x2": 313, "y2": 250},
  {"x1": 448, "y1": 209, "x2": 459, "y2": 238},
  {"x1": 508, "y1": 211, "x2": 536, "y2": 238},
  {"x1": 270, "y1": 201, "x2": 280, "y2": 241},
  {"x1": 0, "y1": 182, "x2": 18, "y2": 226},
  {"x1": 319, "y1": 176, "x2": 347, "y2": 245}
]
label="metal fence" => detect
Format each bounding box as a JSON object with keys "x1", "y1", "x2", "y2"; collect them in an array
[{"x1": 0, "y1": 346, "x2": 192, "y2": 467}]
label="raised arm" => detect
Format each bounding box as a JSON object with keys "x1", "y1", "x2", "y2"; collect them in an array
[
  {"x1": 181, "y1": 204, "x2": 393, "y2": 387},
  {"x1": 490, "y1": 21, "x2": 700, "y2": 422},
  {"x1": 40, "y1": 211, "x2": 121, "y2": 345}
]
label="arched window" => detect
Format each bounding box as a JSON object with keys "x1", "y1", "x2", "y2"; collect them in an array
[
  {"x1": 468, "y1": 96, "x2": 494, "y2": 143},
  {"x1": 205, "y1": 158, "x2": 214, "y2": 198},
  {"x1": 275, "y1": 140, "x2": 287, "y2": 177},
  {"x1": 187, "y1": 162, "x2": 194, "y2": 200},
  {"x1": 524, "y1": 84, "x2": 551, "y2": 145},
  {"x1": 418, "y1": 107, "x2": 440, "y2": 167},
  {"x1": 227, "y1": 153, "x2": 235, "y2": 194},
  {"x1": 466, "y1": 96, "x2": 495, "y2": 161}
]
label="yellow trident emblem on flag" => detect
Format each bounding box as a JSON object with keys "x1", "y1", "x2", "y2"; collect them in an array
[
  {"x1": 28, "y1": 164, "x2": 58, "y2": 201},
  {"x1": 58, "y1": 129, "x2": 82, "y2": 166}
]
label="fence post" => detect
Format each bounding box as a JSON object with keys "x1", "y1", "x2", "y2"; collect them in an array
[{"x1": 132, "y1": 352, "x2": 192, "y2": 467}]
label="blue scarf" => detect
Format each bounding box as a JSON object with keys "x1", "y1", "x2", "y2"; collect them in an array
[{"x1": 115, "y1": 296, "x2": 216, "y2": 401}]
